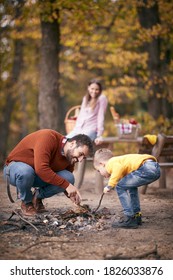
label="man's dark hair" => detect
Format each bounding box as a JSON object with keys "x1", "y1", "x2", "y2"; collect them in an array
[{"x1": 67, "y1": 134, "x2": 94, "y2": 156}]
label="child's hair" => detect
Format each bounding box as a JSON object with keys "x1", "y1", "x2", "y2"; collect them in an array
[{"x1": 93, "y1": 148, "x2": 113, "y2": 168}]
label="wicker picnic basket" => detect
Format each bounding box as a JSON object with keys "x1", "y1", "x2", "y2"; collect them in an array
[
  {"x1": 64, "y1": 105, "x2": 81, "y2": 134},
  {"x1": 116, "y1": 123, "x2": 139, "y2": 139},
  {"x1": 110, "y1": 106, "x2": 140, "y2": 139}
]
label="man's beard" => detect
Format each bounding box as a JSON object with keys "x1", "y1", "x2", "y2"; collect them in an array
[{"x1": 66, "y1": 148, "x2": 78, "y2": 165}]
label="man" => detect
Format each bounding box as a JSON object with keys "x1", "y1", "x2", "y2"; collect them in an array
[{"x1": 3, "y1": 129, "x2": 93, "y2": 216}]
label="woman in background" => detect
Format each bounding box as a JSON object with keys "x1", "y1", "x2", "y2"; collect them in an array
[
  {"x1": 67, "y1": 79, "x2": 108, "y2": 145},
  {"x1": 67, "y1": 79, "x2": 108, "y2": 188}
]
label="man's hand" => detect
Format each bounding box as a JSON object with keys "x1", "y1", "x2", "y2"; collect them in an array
[{"x1": 65, "y1": 184, "x2": 82, "y2": 205}]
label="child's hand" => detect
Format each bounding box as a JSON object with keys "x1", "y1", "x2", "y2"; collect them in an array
[{"x1": 103, "y1": 186, "x2": 111, "y2": 193}]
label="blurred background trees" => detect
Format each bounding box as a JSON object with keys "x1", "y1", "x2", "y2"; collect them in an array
[{"x1": 0, "y1": 0, "x2": 173, "y2": 166}]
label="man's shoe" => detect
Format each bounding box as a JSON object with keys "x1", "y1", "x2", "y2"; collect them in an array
[
  {"x1": 112, "y1": 216, "x2": 138, "y2": 229},
  {"x1": 21, "y1": 202, "x2": 37, "y2": 216},
  {"x1": 133, "y1": 212, "x2": 142, "y2": 225},
  {"x1": 32, "y1": 190, "x2": 46, "y2": 212}
]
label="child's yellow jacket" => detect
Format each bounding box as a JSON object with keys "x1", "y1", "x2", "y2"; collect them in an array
[{"x1": 105, "y1": 154, "x2": 157, "y2": 187}]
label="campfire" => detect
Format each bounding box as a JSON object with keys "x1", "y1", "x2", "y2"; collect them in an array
[{"x1": 0, "y1": 205, "x2": 113, "y2": 236}]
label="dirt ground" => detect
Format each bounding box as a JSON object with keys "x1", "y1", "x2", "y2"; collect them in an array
[{"x1": 0, "y1": 164, "x2": 173, "y2": 260}]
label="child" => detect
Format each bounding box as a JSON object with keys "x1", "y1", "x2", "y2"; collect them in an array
[{"x1": 93, "y1": 148, "x2": 161, "y2": 228}]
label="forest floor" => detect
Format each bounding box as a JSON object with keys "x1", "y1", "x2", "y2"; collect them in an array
[{"x1": 0, "y1": 164, "x2": 173, "y2": 260}]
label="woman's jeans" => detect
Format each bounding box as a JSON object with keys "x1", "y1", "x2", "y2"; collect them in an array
[
  {"x1": 115, "y1": 160, "x2": 161, "y2": 217},
  {"x1": 3, "y1": 162, "x2": 74, "y2": 204},
  {"x1": 67, "y1": 130, "x2": 97, "y2": 141}
]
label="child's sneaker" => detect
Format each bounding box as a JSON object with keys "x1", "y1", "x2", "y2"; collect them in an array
[
  {"x1": 112, "y1": 216, "x2": 138, "y2": 229},
  {"x1": 133, "y1": 212, "x2": 142, "y2": 225}
]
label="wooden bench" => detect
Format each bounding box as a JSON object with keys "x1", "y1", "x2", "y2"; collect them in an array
[{"x1": 139, "y1": 134, "x2": 173, "y2": 194}]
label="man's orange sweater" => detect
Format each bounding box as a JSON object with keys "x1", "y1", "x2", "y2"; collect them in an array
[{"x1": 5, "y1": 129, "x2": 74, "y2": 189}]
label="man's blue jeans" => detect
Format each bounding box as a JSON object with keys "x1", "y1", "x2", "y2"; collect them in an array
[
  {"x1": 115, "y1": 160, "x2": 161, "y2": 217},
  {"x1": 3, "y1": 162, "x2": 74, "y2": 204}
]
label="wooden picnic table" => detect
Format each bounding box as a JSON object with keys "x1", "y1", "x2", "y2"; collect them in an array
[{"x1": 100, "y1": 136, "x2": 143, "y2": 146}]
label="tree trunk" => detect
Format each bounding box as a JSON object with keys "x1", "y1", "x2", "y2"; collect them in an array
[
  {"x1": 137, "y1": 0, "x2": 172, "y2": 119},
  {"x1": 39, "y1": 9, "x2": 63, "y2": 131},
  {"x1": 0, "y1": 2, "x2": 24, "y2": 167}
]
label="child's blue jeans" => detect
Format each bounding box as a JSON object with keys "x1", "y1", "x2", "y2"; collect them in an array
[
  {"x1": 115, "y1": 160, "x2": 161, "y2": 217},
  {"x1": 3, "y1": 162, "x2": 74, "y2": 204}
]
